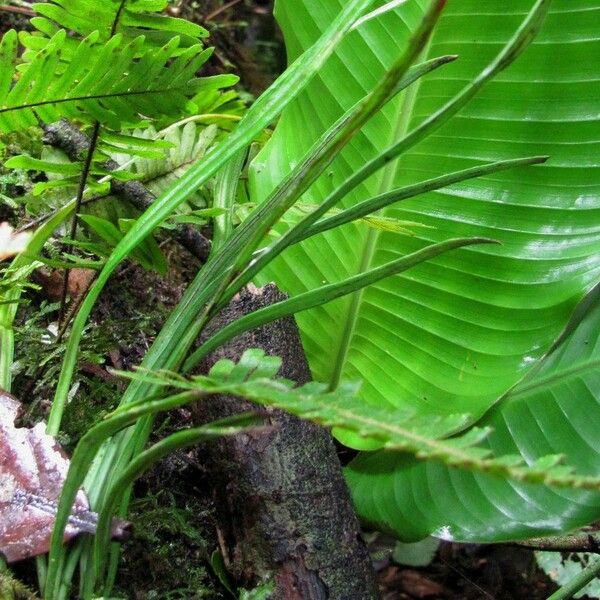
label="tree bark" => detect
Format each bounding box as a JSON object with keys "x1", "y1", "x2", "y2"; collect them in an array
[{"x1": 194, "y1": 284, "x2": 378, "y2": 599}]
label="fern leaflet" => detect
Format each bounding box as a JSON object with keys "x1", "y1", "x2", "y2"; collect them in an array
[
  {"x1": 0, "y1": 29, "x2": 236, "y2": 133},
  {"x1": 21, "y1": 0, "x2": 207, "y2": 56},
  {"x1": 116, "y1": 349, "x2": 600, "y2": 492}
]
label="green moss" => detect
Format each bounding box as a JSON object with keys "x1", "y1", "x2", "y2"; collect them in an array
[
  {"x1": 0, "y1": 571, "x2": 39, "y2": 600},
  {"x1": 12, "y1": 301, "x2": 135, "y2": 447},
  {"x1": 12, "y1": 273, "x2": 171, "y2": 448},
  {"x1": 114, "y1": 490, "x2": 223, "y2": 600}
]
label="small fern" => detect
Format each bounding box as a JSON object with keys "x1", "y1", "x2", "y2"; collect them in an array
[
  {"x1": 0, "y1": 29, "x2": 236, "y2": 133},
  {"x1": 7, "y1": 115, "x2": 247, "y2": 230},
  {"x1": 108, "y1": 121, "x2": 220, "y2": 205},
  {"x1": 21, "y1": 0, "x2": 208, "y2": 56},
  {"x1": 117, "y1": 349, "x2": 600, "y2": 492}
]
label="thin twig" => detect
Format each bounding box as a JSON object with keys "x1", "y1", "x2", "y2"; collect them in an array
[
  {"x1": 58, "y1": 121, "x2": 101, "y2": 324},
  {"x1": 512, "y1": 532, "x2": 600, "y2": 554},
  {"x1": 0, "y1": 4, "x2": 34, "y2": 16},
  {"x1": 110, "y1": 0, "x2": 127, "y2": 36},
  {"x1": 438, "y1": 555, "x2": 495, "y2": 600},
  {"x1": 56, "y1": 272, "x2": 98, "y2": 342},
  {"x1": 204, "y1": 0, "x2": 244, "y2": 21}
]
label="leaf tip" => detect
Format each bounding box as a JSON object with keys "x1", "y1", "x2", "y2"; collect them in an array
[{"x1": 469, "y1": 237, "x2": 503, "y2": 248}]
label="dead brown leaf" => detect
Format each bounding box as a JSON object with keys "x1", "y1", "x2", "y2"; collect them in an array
[
  {"x1": 0, "y1": 389, "x2": 128, "y2": 563},
  {"x1": 399, "y1": 569, "x2": 446, "y2": 599},
  {"x1": 32, "y1": 268, "x2": 96, "y2": 302}
]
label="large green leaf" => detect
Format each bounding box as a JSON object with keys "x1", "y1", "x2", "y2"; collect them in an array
[
  {"x1": 347, "y1": 287, "x2": 600, "y2": 542},
  {"x1": 250, "y1": 0, "x2": 600, "y2": 539}
]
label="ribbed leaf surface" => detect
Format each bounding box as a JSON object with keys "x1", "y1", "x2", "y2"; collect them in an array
[
  {"x1": 250, "y1": 0, "x2": 600, "y2": 540},
  {"x1": 251, "y1": 0, "x2": 600, "y2": 423},
  {"x1": 347, "y1": 289, "x2": 600, "y2": 541}
]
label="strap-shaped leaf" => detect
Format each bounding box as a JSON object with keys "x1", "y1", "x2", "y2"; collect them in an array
[
  {"x1": 0, "y1": 30, "x2": 236, "y2": 133},
  {"x1": 184, "y1": 238, "x2": 497, "y2": 372},
  {"x1": 46, "y1": 0, "x2": 381, "y2": 437}
]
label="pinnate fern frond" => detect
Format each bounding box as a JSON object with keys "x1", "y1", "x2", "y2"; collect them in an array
[
  {"x1": 117, "y1": 349, "x2": 600, "y2": 491},
  {"x1": 21, "y1": 0, "x2": 207, "y2": 56},
  {"x1": 0, "y1": 29, "x2": 236, "y2": 133},
  {"x1": 110, "y1": 122, "x2": 217, "y2": 189}
]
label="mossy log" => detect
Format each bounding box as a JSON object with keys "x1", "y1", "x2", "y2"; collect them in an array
[{"x1": 194, "y1": 284, "x2": 378, "y2": 599}]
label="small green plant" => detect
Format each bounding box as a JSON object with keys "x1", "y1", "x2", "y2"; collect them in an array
[{"x1": 1, "y1": 1, "x2": 599, "y2": 599}]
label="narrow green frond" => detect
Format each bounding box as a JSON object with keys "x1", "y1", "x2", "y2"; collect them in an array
[
  {"x1": 236, "y1": 200, "x2": 432, "y2": 236},
  {"x1": 0, "y1": 30, "x2": 18, "y2": 100},
  {"x1": 120, "y1": 349, "x2": 600, "y2": 492},
  {"x1": 185, "y1": 238, "x2": 496, "y2": 372},
  {"x1": 301, "y1": 156, "x2": 548, "y2": 240},
  {"x1": 5, "y1": 155, "x2": 83, "y2": 176}
]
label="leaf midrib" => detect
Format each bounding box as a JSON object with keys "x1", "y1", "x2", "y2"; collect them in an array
[
  {"x1": 330, "y1": 25, "x2": 432, "y2": 388},
  {"x1": 0, "y1": 86, "x2": 191, "y2": 115}
]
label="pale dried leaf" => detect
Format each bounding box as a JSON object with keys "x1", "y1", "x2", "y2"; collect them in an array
[
  {"x1": 0, "y1": 390, "x2": 128, "y2": 563},
  {"x1": 0, "y1": 223, "x2": 31, "y2": 261}
]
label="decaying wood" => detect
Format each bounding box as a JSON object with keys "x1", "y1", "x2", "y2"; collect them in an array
[
  {"x1": 42, "y1": 119, "x2": 211, "y2": 262},
  {"x1": 194, "y1": 284, "x2": 378, "y2": 600}
]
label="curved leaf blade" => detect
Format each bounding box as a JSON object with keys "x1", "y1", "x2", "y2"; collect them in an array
[
  {"x1": 347, "y1": 286, "x2": 600, "y2": 542},
  {"x1": 251, "y1": 0, "x2": 599, "y2": 422}
]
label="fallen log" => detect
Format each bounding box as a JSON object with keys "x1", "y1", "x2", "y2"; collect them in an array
[{"x1": 194, "y1": 284, "x2": 378, "y2": 599}]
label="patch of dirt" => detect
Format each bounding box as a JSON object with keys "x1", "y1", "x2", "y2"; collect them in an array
[
  {"x1": 0, "y1": 6, "x2": 34, "y2": 36},
  {"x1": 180, "y1": 0, "x2": 285, "y2": 95},
  {"x1": 377, "y1": 543, "x2": 564, "y2": 600},
  {"x1": 92, "y1": 242, "x2": 200, "y2": 369}
]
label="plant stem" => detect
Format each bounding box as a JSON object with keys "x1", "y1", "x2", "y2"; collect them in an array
[
  {"x1": 204, "y1": 0, "x2": 244, "y2": 21},
  {"x1": 513, "y1": 532, "x2": 600, "y2": 554},
  {"x1": 547, "y1": 557, "x2": 600, "y2": 600},
  {"x1": 58, "y1": 121, "x2": 101, "y2": 325},
  {"x1": 0, "y1": 4, "x2": 34, "y2": 16}
]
